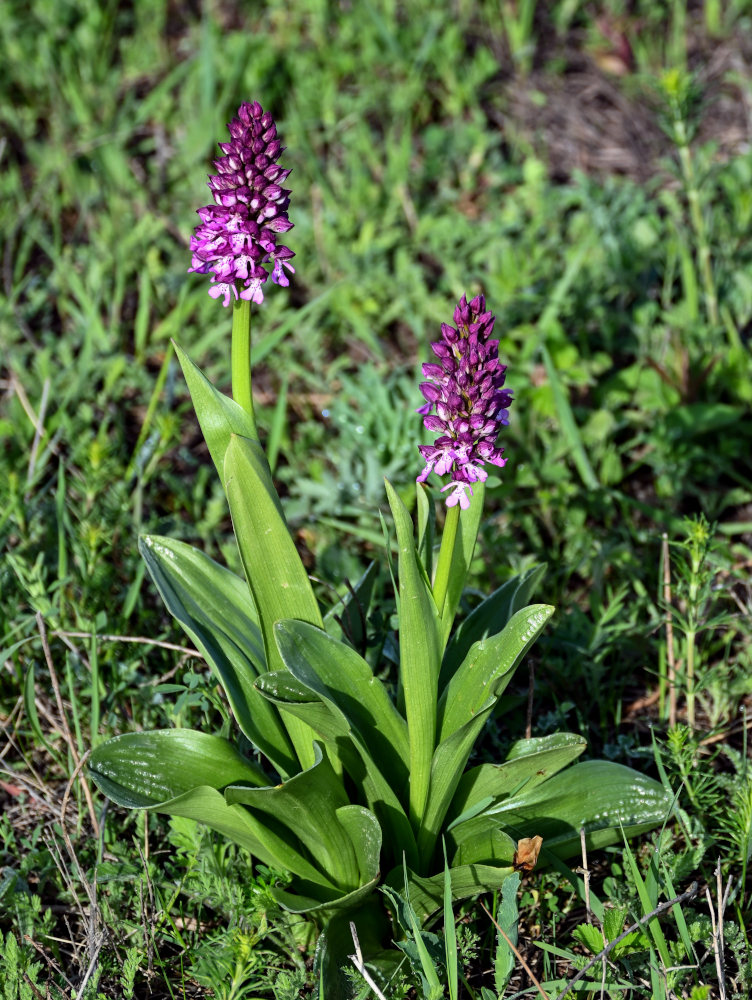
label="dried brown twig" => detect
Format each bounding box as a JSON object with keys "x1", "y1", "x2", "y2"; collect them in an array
[
  {"x1": 52, "y1": 628, "x2": 200, "y2": 657},
  {"x1": 36, "y1": 612, "x2": 99, "y2": 835}
]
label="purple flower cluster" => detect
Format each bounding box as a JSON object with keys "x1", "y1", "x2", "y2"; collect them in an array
[
  {"x1": 417, "y1": 295, "x2": 512, "y2": 509},
  {"x1": 189, "y1": 101, "x2": 295, "y2": 307}
]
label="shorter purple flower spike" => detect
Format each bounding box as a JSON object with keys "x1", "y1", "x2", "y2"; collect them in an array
[
  {"x1": 417, "y1": 294, "x2": 512, "y2": 508},
  {"x1": 189, "y1": 101, "x2": 295, "y2": 306}
]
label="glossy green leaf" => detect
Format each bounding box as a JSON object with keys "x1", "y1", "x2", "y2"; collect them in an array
[
  {"x1": 89, "y1": 733, "x2": 332, "y2": 876},
  {"x1": 227, "y1": 804, "x2": 342, "y2": 893},
  {"x1": 139, "y1": 534, "x2": 296, "y2": 777},
  {"x1": 175, "y1": 342, "x2": 258, "y2": 490},
  {"x1": 477, "y1": 760, "x2": 674, "y2": 859},
  {"x1": 255, "y1": 670, "x2": 347, "y2": 741},
  {"x1": 440, "y1": 481, "x2": 484, "y2": 646},
  {"x1": 336, "y1": 804, "x2": 383, "y2": 883},
  {"x1": 441, "y1": 564, "x2": 547, "y2": 684},
  {"x1": 272, "y1": 873, "x2": 380, "y2": 914},
  {"x1": 274, "y1": 619, "x2": 409, "y2": 781},
  {"x1": 224, "y1": 433, "x2": 322, "y2": 770},
  {"x1": 438, "y1": 604, "x2": 554, "y2": 742},
  {"x1": 385, "y1": 479, "x2": 441, "y2": 827},
  {"x1": 451, "y1": 827, "x2": 517, "y2": 867},
  {"x1": 416, "y1": 606, "x2": 553, "y2": 864},
  {"x1": 257, "y1": 661, "x2": 418, "y2": 869},
  {"x1": 89, "y1": 729, "x2": 267, "y2": 809},
  {"x1": 417, "y1": 696, "x2": 496, "y2": 864},
  {"x1": 448, "y1": 733, "x2": 587, "y2": 827},
  {"x1": 121, "y1": 785, "x2": 276, "y2": 861},
  {"x1": 225, "y1": 743, "x2": 363, "y2": 891}
]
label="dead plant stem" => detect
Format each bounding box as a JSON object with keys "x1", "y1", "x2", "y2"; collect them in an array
[{"x1": 36, "y1": 612, "x2": 100, "y2": 834}]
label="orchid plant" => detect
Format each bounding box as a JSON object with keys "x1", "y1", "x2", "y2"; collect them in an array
[{"x1": 89, "y1": 102, "x2": 672, "y2": 982}]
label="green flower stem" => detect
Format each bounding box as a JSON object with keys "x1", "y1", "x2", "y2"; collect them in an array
[
  {"x1": 433, "y1": 502, "x2": 460, "y2": 616},
  {"x1": 673, "y1": 116, "x2": 718, "y2": 327},
  {"x1": 231, "y1": 297, "x2": 255, "y2": 421}
]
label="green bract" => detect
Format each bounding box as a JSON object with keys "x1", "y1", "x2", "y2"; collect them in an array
[{"x1": 89, "y1": 345, "x2": 672, "y2": 973}]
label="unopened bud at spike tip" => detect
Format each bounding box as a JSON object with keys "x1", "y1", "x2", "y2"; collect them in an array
[
  {"x1": 189, "y1": 101, "x2": 295, "y2": 306},
  {"x1": 417, "y1": 295, "x2": 512, "y2": 508}
]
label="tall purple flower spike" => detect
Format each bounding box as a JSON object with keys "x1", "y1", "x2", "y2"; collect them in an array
[
  {"x1": 189, "y1": 101, "x2": 295, "y2": 307},
  {"x1": 417, "y1": 294, "x2": 512, "y2": 510}
]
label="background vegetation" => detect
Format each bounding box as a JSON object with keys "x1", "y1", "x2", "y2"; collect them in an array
[{"x1": 1, "y1": 0, "x2": 751, "y2": 996}]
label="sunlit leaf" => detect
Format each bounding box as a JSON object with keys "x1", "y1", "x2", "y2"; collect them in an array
[
  {"x1": 139, "y1": 534, "x2": 296, "y2": 776},
  {"x1": 441, "y1": 564, "x2": 547, "y2": 683},
  {"x1": 225, "y1": 433, "x2": 322, "y2": 769}
]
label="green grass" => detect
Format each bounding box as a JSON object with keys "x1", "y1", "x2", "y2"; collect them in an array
[{"x1": 2, "y1": 0, "x2": 752, "y2": 996}]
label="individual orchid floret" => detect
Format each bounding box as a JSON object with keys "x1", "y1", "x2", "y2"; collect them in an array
[
  {"x1": 417, "y1": 294, "x2": 512, "y2": 508},
  {"x1": 189, "y1": 101, "x2": 295, "y2": 306}
]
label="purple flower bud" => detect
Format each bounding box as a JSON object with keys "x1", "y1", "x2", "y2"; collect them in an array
[
  {"x1": 189, "y1": 101, "x2": 295, "y2": 306},
  {"x1": 416, "y1": 295, "x2": 512, "y2": 508}
]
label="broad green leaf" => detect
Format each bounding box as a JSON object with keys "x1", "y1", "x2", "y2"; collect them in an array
[
  {"x1": 225, "y1": 743, "x2": 361, "y2": 891},
  {"x1": 257, "y1": 663, "x2": 418, "y2": 869},
  {"x1": 225, "y1": 433, "x2": 322, "y2": 770},
  {"x1": 275, "y1": 620, "x2": 409, "y2": 781},
  {"x1": 255, "y1": 670, "x2": 348, "y2": 741},
  {"x1": 150, "y1": 789, "x2": 357, "y2": 898},
  {"x1": 505, "y1": 732, "x2": 587, "y2": 764},
  {"x1": 272, "y1": 874, "x2": 380, "y2": 914},
  {"x1": 440, "y1": 481, "x2": 484, "y2": 646},
  {"x1": 139, "y1": 534, "x2": 296, "y2": 777},
  {"x1": 227, "y1": 804, "x2": 343, "y2": 893},
  {"x1": 418, "y1": 606, "x2": 553, "y2": 864},
  {"x1": 323, "y1": 561, "x2": 378, "y2": 650},
  {"x1": 89, "y1": 729, "x2": 267, "y2": 809},
  {"x1": 118, "y1": 785, "x2": 276, "y2": 863},
  {"x1": 451, "y1": 826, "x2": 517, "y2": 867},
  {"x1": 336, "y1": 804, "x2": 383, "y2": 884},
  {"x1": 441, "y1": 564, "x2": 547, "y2": 684},
  {"x1": 88, "y1": 739, "x2": 327, "y2": 875},
  {"x1": 417, "y1": 696, "x2": 497, "y2": 865},
  {"x1": 175, "y1": 343, "x2": 258, "y2": 490},
  {"x1": 438, "y1": 604, "x2": 554, "y2": 742},
  {"x1": 448, "y1": 733, "x2": 587, "y2": 829},
  {"x1": 385, "y1": 862, "x2": 515, "y2": 925},
  {"x1": 477, "y1": 760, "x2": 673, "y2": 859},
  {"x1": 385, "y1": 479, "x2": 441, "y2": 827}
]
